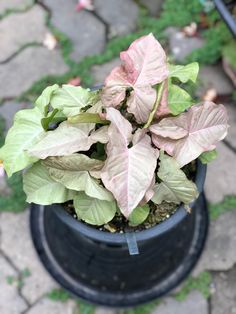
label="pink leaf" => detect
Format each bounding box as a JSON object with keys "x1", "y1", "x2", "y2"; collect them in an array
[
  {"x1": 102, "y1": 33, "x2": 169, "y2": 123},
  {"x1": 150, "y1": 102, "x2": 229, "y2": 167},
  {"x1": 101, "y1": 109, "x2": 158, "y2": 217},
  {"x1": 105, "y1": 107, "x2": 133, "y2": 147},
  {"x1": 127, "y1": 85, "x2": 157, "y2": 123},
  {"x1": 155, "y1": 79, "x2": 171, "y2": 118},
  {"x1": 120, "y1": 33, "x2": 168, "y2": 86}
]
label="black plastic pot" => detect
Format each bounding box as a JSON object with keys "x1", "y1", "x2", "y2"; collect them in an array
[{"x1": 30, "y1": 161, "x2": 208, "y2": 308}]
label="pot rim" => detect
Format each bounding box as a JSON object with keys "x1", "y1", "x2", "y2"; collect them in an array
[{"x1": 52, "y1": 160, "x2": 207, "y2": 244}]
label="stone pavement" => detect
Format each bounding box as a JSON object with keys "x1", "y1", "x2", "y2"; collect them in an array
[{"x1": 0, "y1": 1, "x2": 236, "y2": 313}]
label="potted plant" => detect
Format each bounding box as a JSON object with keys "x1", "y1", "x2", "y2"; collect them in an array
[{"x1": 0, "y1": 33, "x2": 228, "y2": 307}]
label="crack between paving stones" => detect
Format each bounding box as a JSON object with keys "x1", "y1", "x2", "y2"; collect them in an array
[
  {"x1": 223, "y1": 139, "x2": 236, "y2": 154},
  {"x1": 90, "y1": 11, "x2": 110, "y2": 42},
  {"x1": 20, "y1": 295, "x2": 46, "y2": 314},
  {"x1": 0, "y1": 248, "x2": 31, "y2": 308},
  {"x1": 0, "y1": 43, "x2": 43, "y2": 65},
  {"x1": 35, "y1": 0, "x2": 51, "y2": 18}
]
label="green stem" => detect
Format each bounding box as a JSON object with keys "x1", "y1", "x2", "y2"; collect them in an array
[
  {"x1": 143, "y1": 81, "x2": 165, "y2": 129},
  {"x1": 68, "y1": 113, "x2": 110, "y2": 125}
]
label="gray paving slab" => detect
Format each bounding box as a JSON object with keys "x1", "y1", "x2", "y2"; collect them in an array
[
  {"x1": 196, "y1": 65, "x2": 234, "y2": 97},
  {"x1": 0, "y1": 254, "x2": 28, "y2": 314},
  {"x1": 211, "y1": 268, "x2": 236, "y2": 314},
  {"x1": 0, "y1": 210, "x2": 58, "y2": 304},
  {"x1": 151, "y1": 291, "x2": 208, "y2": 314},
  {"x1": 205, "y1": 142, "x2": 236, "y2": 204},
  {"x1": 0, "y1": 0, "x2": 32, "y2": 15},
  {"x1": 94, "y1": 0, "x2": 139, "y2": 37},
  {"x1": 165, "y1": 27, "x2": 205, "y2": 62},
  {"x1": 0, "y1": 46, "x2": 69, "y2": 99},
  {"x1": 91, "y1": 58, "x2": 121, "y2": 85},
  {"x1": 194, "y1": 210, "x2": 236, "y2": 275},
  {"x1": 43, "y1": 0, "x2": 106, "y2": 62},
  {"x1": 0, "y1": 5, "x2": 48, "y2": 63}
]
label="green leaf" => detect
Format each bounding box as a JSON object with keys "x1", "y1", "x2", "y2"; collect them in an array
[
  {"x1": 168, "y1": 83, "x2": 193, "y2": 115},
  {"x1": 43, "y1": 154, "x2": 113, "y2": 201},
  {"x1": 35, "y1": 84, "x2": 59, "y2": 114},
  {"x1": 129, "y1": 204, "x2": 150, "y2": 226},
  {"x1": 74, "y1": 192, "x2": 117, "y2": 225},
  {"x1": 41, "y1": 108, "x2": 59, "y2": 131},
  {"x1": 0, "y1": 108, "x2": 45, "y2": 177},
  {"x1": 23, "y1": 162, "x2": 77, "y2": 205},
  {"x1": 51, "y1": 85, "x2": 99, "y2": 117},
  {"x1": 169, "y1": 62, "x2": 199, "y2": 83},
  {"x1": 152, "y1": 152, "x2": 199, "y2": 205},
  {"x1": 199, "y1": 149, "x2": 217, "y2": 164}
]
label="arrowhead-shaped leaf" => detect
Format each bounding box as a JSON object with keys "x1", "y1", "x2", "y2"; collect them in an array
[
  {"x1": 51, "y1": 85, "x2": 99, "y2": 117},
  {"x1": 43, "y1": 154, "x2": 113, "y2": 201},
  {"x1": 28, "y1": 122, "x2": 108, "y2": 159},
  {"x1": 128, "y1": 204, "x2": 150, "y2": 226},
  {"x1": 168, "y1": 83, "x2": 193, "y2": 115},
  {"x1": 151, "y1": 102, "x2": 228, "y2": 167},
  {"x1": 0, "y1": 107, "x2": 45, "y2": 177},
  {"x1": 102, "y1": 33, "x2": 169, "y2": 123},
  {"x1": 101, "y1": 108, "x2": 158, "y2": 217},
  {"x1": 74, "y1": 192, "x2": 117, "y2": 225},
  {"x1": 152, "y1": 152, "x2": 199, "y2": 205},
  {"x1": 23, "y1": 162, "x2": 76, "y2": 205},
  {"x1": 35, "y1": 84, "x2": 59, "y2": 114},
  {"x1": 168, "y1": 62, "x2": 199, "y2": 83}
]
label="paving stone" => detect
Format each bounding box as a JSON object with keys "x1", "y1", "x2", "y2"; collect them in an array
[
  {"x1": 211, "y1": 268, "x2": 236, "y2": 314},
  {"x1": 196, "y1": 65, "x2": 234, "y2": 97},
  {"x1": 0, "y1": 210, "x2": 58, "y2": 304},
  {"x1": 139, "y1": 0, "x2": 164, "y2": 16},
  {"x1": 26, "y1": 298, "x2": 77, "y2": 314},
  {"x1": 204, "y1": 142, "x2": 236, "y2": 204},
  {"x1": 91, "y1": 58, "x2": 121, "y2": 85},
  {"x1": 94, "y1": 0, "x2": 139, "y2": 37},
  {"x1": 0, "y1": 46, "x2": 69, "y2": 99},
  {"x1": 0, "y1": 0, "x2": 32, "y2": 15},
  {"x1": 165, "y1": 27, "x2": 204, "y2": 62},
  {"x1": 0, "y1": 101, "x2": 32, "y2": 132},
  {"x1": 0, "y1": 254, "x2": 28, "y2": 314},
  {"x1": 151, "y1": 291, "x2": 208, "y2": 314},
  {"x1": 0, "y1": 5, "x2": 48, "y2": 63},
  {"x1": 224, "y1": 103, "x2": 236, "y2": 150},
  {"x1": 43, "y1": 0, "x2": 106, "y2": 62},
  {"x1": 194, "y1": 210, "x2": 236, "y2": 275},
  {"x1": 95, "y1": 307, "x2": 117, "y2": 314}
]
